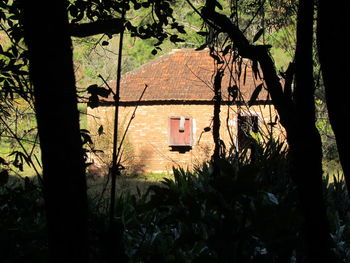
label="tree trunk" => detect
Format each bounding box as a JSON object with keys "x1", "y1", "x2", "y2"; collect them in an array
[
  {"x1": 317, "y1": 0, "x2": 350, "y2": 195},
  {"x1": 212, "y1": 66, "x2": 223, "y2": 177},
  {"x1": 292, "y1": 1, "x2": 335, "y2": 261},
  {"x1": 21, "y1": 1, "x2": 89, "y2": 262}
]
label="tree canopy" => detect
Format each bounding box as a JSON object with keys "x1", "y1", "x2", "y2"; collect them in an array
[{"x1": 1, "y1": 0, "x2": 349, "y2": 262}]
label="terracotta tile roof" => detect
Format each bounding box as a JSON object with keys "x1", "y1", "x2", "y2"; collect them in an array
[{"x1": 104, "y1": 48, "x2": 269, "y2": 103}]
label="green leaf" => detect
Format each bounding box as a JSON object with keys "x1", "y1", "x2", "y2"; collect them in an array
[
  {"x1": 0, "y1": 169, "x2": 9, "y2": 186},
  {"x1": 133, "y1": 2, "x2": 141, "y2": 10},
  {"x1": 98, "y1": 125, "x2": 104, "y2": 136},
  {"x1": 0, "y1": 156, "x2": 7, "y2": 165},
  {"x1": 243, "y1": 64, "x2": 248, "y2": 85},
  {"x1": 215, "y1": 1, "x2": 223, "y2": 10},
  {"x1": 197, "y1": 31, "x2": 209, "y2": 36},
  {"x1": 81, "y1": 132, "x2": 93, "y2": 145},
  {"x1": 88, "y1": 94, "x2": 99, "y2": 109},
  {"x1": 169, "y1": 34, "x2": 184, "y2": 43},
  {"x1": 10, "y1": 151, "x2": 28, "y2": 171},
  {"x1": 253, "y1": 28, "x2": 264, "y2": 43},
  {"x1": 222, "y1": 45, "x2": 231, "y2": 56},
  {"x1": 248, "y1": 83, "x2": 263, "y2": 107},
  {"x1": 203, "y1": 127, "x2": 211, "y2": 132},
  {"x1": 69, "y1": 5, "x2": 78, "y2": 17},
  {"x1": 141, "y1": 2, "x2": 150, "y2": 8},
  {"x1": 177, "y1": 26, "x2": 186, "y2": 34},
  {"x1": 266, "y1": 192, "x2": 279, "y2": 205},
  {"x1": 87, "y1": 84, "x2": 111, "y2": 98},
  {"x1": 195, "y1": 43, "x2": 207, "y2": 51},
  {"x1": 228, "y1": 85, "x2": 239, "y2": 101},
  {"x1": 80, "y1": 129, "x2": 90, "y2": 134},
  {"x1": 252, "y1": 59, "x2": 260, "y2": 79}
]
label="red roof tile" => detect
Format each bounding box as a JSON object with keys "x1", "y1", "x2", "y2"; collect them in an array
[{"x1": 105, "y1": 48, "x2": 268, "y2": 103}]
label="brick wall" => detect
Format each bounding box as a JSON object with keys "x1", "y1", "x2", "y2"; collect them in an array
[{"x1": 87, "y1": 103, "x2": 285, "y2": 174}]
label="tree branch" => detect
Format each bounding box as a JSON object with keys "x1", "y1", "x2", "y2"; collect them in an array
[
  {"x1": 69, "y1": 18, "x2": 124, "y2": 37},
  {"x1": 200, "y1": 0, "x2": 294, "y2": 130}
]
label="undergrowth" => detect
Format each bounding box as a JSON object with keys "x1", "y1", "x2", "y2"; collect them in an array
[{"x1": 1, "y1": 140, "x2": 350, "y2": 262}]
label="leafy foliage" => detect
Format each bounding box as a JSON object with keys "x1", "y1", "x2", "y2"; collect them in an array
[
  {"x1": 0, "y1": 177, "x2": 47, "y2": 263},
  {"x1": 0, "y1": 1, "x2": 42, "y2": 178},
  {"x1": 109, "y1": 140, "x2": 349, "y2": 262},
  {"x1": 1, "y1": 140, "x2": 349, "y2": 262},
  {"x1": 0, "y1": 1, "x2": 347, "y2": 262},
  {"x1": 0, "y1": 1, "x2": 31, "y2": 102},
  {"x1": 86, "y1": 84, "x2": 112, "y2": 108},
  {"x1": 115, "y1": 140, "x2": 301, "y2": 262},
  {"x1": 68, "y1": 0, "x2": 187, "y2": 46}
]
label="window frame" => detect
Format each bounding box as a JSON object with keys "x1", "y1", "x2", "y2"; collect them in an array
[
  {"x1": 237, "y1": 114, "x2": 259, "y2": 150},
  {"x1": 168, "y1": 116, "x2": 194, "y2": 147}
]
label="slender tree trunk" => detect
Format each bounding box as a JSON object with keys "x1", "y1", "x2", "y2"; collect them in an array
[
  {"x1": 21, "y1": 1, "x2": 89, "y2": 262},
  {"x1": 317, "y1": 0, "x2": 350, "y2": 194},
  {"x1": 212, "y1": 66, "x2": 223, "y2": 177},
  {"x1": 107, "y1": 9, "x2": 128, "y2": 263}
]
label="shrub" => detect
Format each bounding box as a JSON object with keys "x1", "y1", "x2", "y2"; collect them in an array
[
  {"x1": 116, "y1": 139, "x2": 304, "y2": 262},
  {"x1": 0, "y1": 177, "x2": 47, "y2": 263}
]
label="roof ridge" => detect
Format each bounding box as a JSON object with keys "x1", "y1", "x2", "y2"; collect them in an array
[
  {"x1": 121, "y1": 48, "x2": 209, "y2": 81},
  {"x1": 121, "y1": 49, "x2": 186, "y2": 80},
  {"x1": 102, "y1": 48, "x2": 267, "y2": 103}
]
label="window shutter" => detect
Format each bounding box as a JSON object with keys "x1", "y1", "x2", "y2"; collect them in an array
[{"x1": 169, "y1": 117, "x2": 193, "y2": 146}]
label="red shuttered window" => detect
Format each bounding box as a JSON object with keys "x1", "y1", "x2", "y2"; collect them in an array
[{"x1": 168, "y1": 117, "x2": 193, "y2": 147}]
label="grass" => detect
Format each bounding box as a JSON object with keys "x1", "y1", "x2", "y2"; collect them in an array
[
  {"x1": 87, "y1": 172, "x2": 173, "y2": 196},
  {"x1": 133, "y1": 172, "x2": 174, "y2": 182},
  {"x1": 86, "y1": 172, "x2": 173, "y2": 215},
  {"x1": 0, "y1": 102, "x2": 88, "y2": 179}
]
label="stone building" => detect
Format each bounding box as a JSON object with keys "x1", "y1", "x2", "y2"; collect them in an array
[{"x1": 87, "y1": 49, "x2": 284, "y2": 174}]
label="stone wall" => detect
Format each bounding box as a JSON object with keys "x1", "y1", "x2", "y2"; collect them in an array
[{"x1": 87, "y1": 103, "x2": 284, "y2": 174}]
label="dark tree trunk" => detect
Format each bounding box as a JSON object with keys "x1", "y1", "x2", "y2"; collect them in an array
[
  {"x1": 292, "y1": 1, "x2": 335, "y2": 261},
  {"x1": 212, "y1": 67, "x2": 224, "y2": 177},
  {"x1": 21, "y1": 1, "x2": 89, "y2": 262},
  {"x1": 317, "y1": 0, "x2": 350, "y2": 195}
]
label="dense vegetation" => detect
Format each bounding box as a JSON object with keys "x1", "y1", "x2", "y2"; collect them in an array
[
  {"x1": 0, "y1": 0, "x2": 349, "y2": 262},
  {"x1": 2, "y1": 140, "x2": 350, "y2": 262}
]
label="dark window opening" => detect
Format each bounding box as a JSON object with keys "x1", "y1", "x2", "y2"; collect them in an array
[{"x1": 238, "y1": 115, "x2": 259, "y2": 150}]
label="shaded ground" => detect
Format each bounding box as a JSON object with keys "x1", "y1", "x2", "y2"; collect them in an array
[
  {"x1": 88, "y1": 174, "x2": 169, "y2": 195},
  {"x1": 86, "y1": 170, "x2": 173, "y2": 214}
]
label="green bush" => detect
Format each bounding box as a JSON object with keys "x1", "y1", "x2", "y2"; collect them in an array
[
  {"x1": 114, "y1": 139, "x2": 350, "y2": 262},
  {"x1": 2, "y1": 139, "x2": 350, "y2": 262},
  {"x1": 0, "y1": 177, "x2": 47, "y2": 263},
  {"x1": 115, "y1": 140, "x2": 303, "y2": 262}
]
